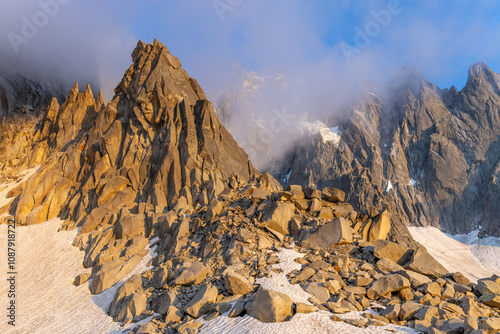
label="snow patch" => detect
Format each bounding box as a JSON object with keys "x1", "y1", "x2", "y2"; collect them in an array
[
  {"x1": 409, "y1": 179, "x2": 417, "y2": 187},
  {"x1": 255, "y1": 248, "x2": 312, "y2": 304},
  {"x1": 283, "y1": 170, "x2": 292, "y2": 186},
  {"x1": 385, "y1": 180, "x2": 393, "y2": 192},
  {"x1": 0, "y1": 218, "x2": 155, "y2": 334},
  {"x1": 300, "y1": 120, "x2": 341, "y2": 144}
]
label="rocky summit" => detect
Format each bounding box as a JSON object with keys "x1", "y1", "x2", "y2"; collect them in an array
[{"x1": 2, "y1": 40, "x2": 500, "y2": 334}]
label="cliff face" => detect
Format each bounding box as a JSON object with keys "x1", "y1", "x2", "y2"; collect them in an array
[
  {"x1": 5, "y1": 40, "x2": 258, "y2": 227},
  {"x1": 0, "y1": 69, "x2": 65, "y2": 118},
  {"x1": 277, "y1": 62, "x2": 500, "y2": 237},
  {"x1": 0, "y1": 68, "x2": 66, "y2": 177}
]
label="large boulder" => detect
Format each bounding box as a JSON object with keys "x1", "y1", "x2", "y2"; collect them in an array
[
  {"x1": 151, "y1": 263, "x2": 170, "y2": 289},
  {"x1": 481, "y1": 317, "x2": 500, "y2": 333},
  {"x1": 396, "y1": 270, "x2": 431, "y2": 288},
  {"x1": 109, "y1": 276, "x2": 147, "y2": 326},
  {"x1": 303, "y1": 283, "x2": 330, "y2": 304},
  {"x1": 263, "y1": 202, "x2": 295, "y2": 235},
  {"x1": 399, "y1": 301, "x2": 421, "y2": 321},
  {"x1": 476, "y1": 279, "x2": 500, "y2": 296},
  {"x1": 89, "y1": 253, "x2": 146, "y2": 294},
  {"x1": 286, "y1": 185, "x2": 305, "y2": 200},
  {"x1": 367, "y1": 274, "x2": 411, "y2": 300},
  {"x1": 115, "y1": 292, "x2": 147, "y2": 325},
  {"x1": 373, "y1": 239, "x2": 413, "y2": 265},
  {"x1": 184, "y1": 284, "x2": 218, "y2": 318},
  {"x1": 368, "y1": 209, "x2": 391, "y2": 242},
  {"x1": 479, "y1": 294, "x2": 500, "y2": 308},
  {"x1": 405, "y1": 245, "x2": 448, "y2": 278},
  {"x1": 155, "y1": 290, "x2": 178, "y2": 316},
  {"x1": 171, "y1": 262, "x2": 209, "y2": 286},
  {"x1": 224, "y1": 271, "x2": 254, "y2": 295},
  {"x1": 248, "y1": 287, "x2": 293, "y2": 323},
  {"x1": 302, "y1": 217, "x2": 353, "y2": 250},
  {"x1": 322, "y1": 187, "x2": 345, "y2": 203},
  {"x1": 376, "y1": 258, "x2": 404, "y2": 272},
  {"x1": 109, "y1": 275, "x2": 143, "y2": 318}
]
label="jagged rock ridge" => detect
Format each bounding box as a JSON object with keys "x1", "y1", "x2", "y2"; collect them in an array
[
  {"x1": 4, "y1": 39, "x2": 258, "y2": 229},
  {"x1": 274, "y1": 62, "x2": 500, "y2": 238}
]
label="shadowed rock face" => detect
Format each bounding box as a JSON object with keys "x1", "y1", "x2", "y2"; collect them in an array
[
  {"x1": 11, "y1": 39, "x2": 258, "y2": 226},
  {"x1": 277, "y1": 62, "x2": 500, "y2": 238},
  {"x1": 0, "y1": 68, "x2": 66, "y2": 118}
]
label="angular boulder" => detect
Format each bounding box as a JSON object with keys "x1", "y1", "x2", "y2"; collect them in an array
[
  {"x1": 368, "y1": 209, "x2": 391, "y2": 242},
  {"x1": 476, "y1": 279, "x2": 500, "y2": 296},
  {"x1": 322, "y1": 187, "x2": 345, "y2": 203},
  {"x1": 367, "y1": 274, "x2": 410, "y2": 300},
  {"x1": 481, "y1": 317, "x2": 500, "y2": 333},
  {"x1": 396, "y1": 270, "x2": 432, "y2": 288},
  {"x1": 479, "y1": 294, "x2": 500, "y2": 308},
  {"x1": 113, "y1": 214, "x2": 146, "y2": 239},
  {"x1": 376, "y1": 258, "x2": 404, "y2": 272},
  {"x1": 248, "y1": 287, "x2": 293, "y2": 323},
  {"x1": 184, "y1": 284, "x2": 218, "y2": 318},
  {"x1": 73, "y1": 273, "x2": 90, "y2": 286},
  {"x1": 224, "y1": 271, "x2": 254, "y2": 295},
  {"x1": 171, "y1": 262, "x2": 209, "y2": 286},
  {"x1": 373, "y1": 239, "x2": 412, "y2": 265},
  {"x1": 113, "y1": 291, "x2": 147, "y2": 325},
  {"x1": 405, "y1": 246, "x2": 448, "y2": 278},
  {"x1": 263, "y1": 202, "x2": 295, "y2": 235},
  {"x1": 151, "y1": 264, "x2": 170, "y2": 289},
  {"x1": 90, "y1": 253, "x2": 145, "y2": 294},
  {"x1": 303, "y1": 283, "x2": 330, "y2": 304},
  {"x1": 302, "y1": 217, "x2": 353, "y2": 250}
]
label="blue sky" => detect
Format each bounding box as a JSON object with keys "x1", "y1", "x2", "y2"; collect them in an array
[{"x1": 2, "y1": 0, "x2": 500, "y2": 98}]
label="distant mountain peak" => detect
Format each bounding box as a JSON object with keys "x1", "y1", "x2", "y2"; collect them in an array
[
  {"x1": 384, "y1": 62, "x2": 433, "y2": 99},
  {"x1": 464, "y1": 61, "x2": 500, "y2": 94},
  {"x1": 467, "y1": 61, "x2": 494, "y2": 82},
  {"x1": 469, "y1": 61, "x2": 492, "y2": 74}
]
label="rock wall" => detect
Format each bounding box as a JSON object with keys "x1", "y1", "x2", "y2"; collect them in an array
[{"x1": 278, "y1": 63, "x2": 500, "y2": 238}]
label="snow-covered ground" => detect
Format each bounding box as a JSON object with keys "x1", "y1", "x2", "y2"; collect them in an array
[
  {"x1": 200, "y1": 247, "x2": 418, "y2": 334},
  {"x1": 409, "y1": 226, "x2": 500, "y2": 283},
  {"x1": 0, "y1": 218, "x2": 156, "y2": 334}
]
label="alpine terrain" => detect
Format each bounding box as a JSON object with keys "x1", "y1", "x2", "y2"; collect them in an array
[{"x1": 1, "y1": 40, "x2": 500, "y2": 334}]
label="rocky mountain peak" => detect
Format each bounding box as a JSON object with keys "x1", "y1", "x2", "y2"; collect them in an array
[
  {"x1": 34, "y1": 81, "x2": 102, "y2": 151},
  {"x1": 464, "y1": 61, "x2": 500, "y2": 93},
  {"x1": 116, "y1": 39, "x2": 206, "y2": 109},
  {"x1": 384, "y1": 62, "x2": 437, "y2": 106},
  {"x1": 468, "y1": 61, "x2": 493, "y2": 79},
  {"x1": 11, "y1": 39, "x2": 259, "y2": 227}
]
